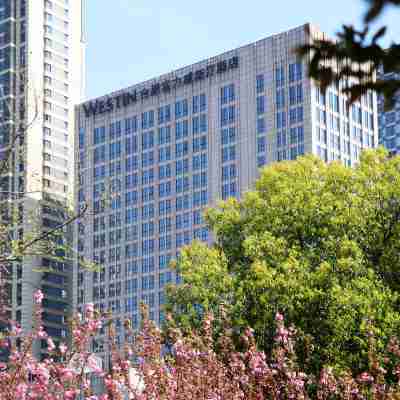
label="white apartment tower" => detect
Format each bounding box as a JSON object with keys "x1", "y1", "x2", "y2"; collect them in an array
[{"x1": 0, "y1": 0, "x2": 85, "y2": 357}]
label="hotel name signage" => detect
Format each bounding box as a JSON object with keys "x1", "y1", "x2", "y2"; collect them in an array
[{"x1": 83, "y1": 56, "x2": 239, "y2": 118}]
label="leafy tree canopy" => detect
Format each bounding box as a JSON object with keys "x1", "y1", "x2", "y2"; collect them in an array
[{"x1": 166, "y1": 149, "x2": 400, "y2": 374}]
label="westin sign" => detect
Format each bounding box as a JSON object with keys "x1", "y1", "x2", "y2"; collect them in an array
[{"x1": 83, "y1": 56, "x2": 239, "y2": 118}]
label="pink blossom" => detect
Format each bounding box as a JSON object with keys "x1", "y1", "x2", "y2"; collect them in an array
[
  {"x1": 87, "y1": 355, "x2": 103, "y2": 375},
  {"x1": 275, "y1": 312, "x2": 284, "y2": 321},
  {"x1": 15, "y1": 383, "x2": 27, "y2": 399},
  {"x1": 37, "y1": 326, "x2": 48, "y2": 339},
  {"x1": 0, "y1": 292, "x2": 397, "y2": 399},
  {"x1": 59, "y1": 342, "x2": 67, "y2": 354},
  {"x1": 64, "y1": 389, "x2": 78, "y2": 400},
  {"x1": 47, "y1": 338, "x2": 56, "y2": 351},
  {"x1": 359, "y1": 372, "x2": 374, "y2": 383},
  {"x1": 61, "y1": 368, "x2": 75, "y2": 381},
  {"x1": 33, "y1": 289, "x2": 44, "y2": 304},
  {"x1": 85, "y1": 302, "x2": 95, "y2": 314}
]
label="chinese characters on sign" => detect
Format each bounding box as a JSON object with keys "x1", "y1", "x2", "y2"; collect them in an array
[{"x1": 83, "y1": 56, "x2": 239, "y2": 118}]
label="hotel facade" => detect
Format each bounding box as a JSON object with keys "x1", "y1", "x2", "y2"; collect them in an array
[{"x1": 74, "y1": 23, "x2": 378, "y2": 360}]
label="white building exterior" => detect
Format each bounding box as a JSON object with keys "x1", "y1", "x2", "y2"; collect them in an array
[{"x1": 0, "y1": 0, "x2": 85, "y2": 357}]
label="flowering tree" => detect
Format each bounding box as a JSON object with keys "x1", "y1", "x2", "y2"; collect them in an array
[{"x1": 0, "y1": 290, "x2": 400, "y2": 399}]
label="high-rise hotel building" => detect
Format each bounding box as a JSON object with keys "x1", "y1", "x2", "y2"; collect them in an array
[
  {"x1": 0, "y1": 0, "x2": 85, "y2": 355},
  {"x1": 74, "y1": 24, "x2": 377, "y2": 358}
]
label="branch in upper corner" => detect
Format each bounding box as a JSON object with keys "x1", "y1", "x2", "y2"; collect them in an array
[
  {"x1": 364, "y1": 0, "x2": 400, "y2": 23},
  {"x1": 297, "y1": 24, "x2": 400, "y2": 109}
]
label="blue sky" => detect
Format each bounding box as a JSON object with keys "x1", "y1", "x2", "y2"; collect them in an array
[{"x1": 85, "y1": 0, "x2": 400, "y2": 100}]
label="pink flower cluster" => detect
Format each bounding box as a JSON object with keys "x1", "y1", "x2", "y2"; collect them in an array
[{"x1": 0, "y1": 292, "x2": 399, "y2": 399}]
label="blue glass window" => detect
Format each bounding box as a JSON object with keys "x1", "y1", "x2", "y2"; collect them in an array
[
  {"x1": 221, "y1": 105, "x2": 235, "y2": 126},
  {"x1": 221, "y1": 84, "x2": 235, "y2": 105},
  {"x1": 176, "y1": 195, "x2": 190, "y2": 211},
  {"x1": 176, "y1": 176, "x2": 190, "y2": 193},
  {"x1": 142, "y1": 222, "x2": 155, "y2": 237},
  {"x1": 256, "y1": 96, "x2": 265, "y2": 114},
  {"x1": 142, "y1": 151, "x2": 154, "y2": 167},
  {"x1": 125, "y1": 279, "x2": 138, "y2": 295},
  {"x1": 193, "y1": 172, "x2": 207, "y2": 189},
  {"x1": 289, "y1": 86, "x2": 296, "y2": 106},
  {"x1": 125, "y1": 136, "x2": 138, "y2": 155},
  {"x1": 192, "y1": 116, "x2": 200, "y2": 134},
  {"x1": 297, "y1": 84, "x2": 303, "y2": 103},
  {"x1": 175, "y1": 141, "x2": 189, "y2": 158},
  {"x1": 142, "y1": 187, "x2": 155, "y2": 203},
  {"x1": 159, "y1": 199, "x2": 172, "y2": 216},
  {"x1": 93, "y1": 165, "x2": 106, "y2": 181},
  {"x1": 159, "y1": 254, "x2": 172, "y2": 269},
  {"x1": 275, "y1": 66, "x2": 285, "y2": 87},
  {"x1": 276, "y1": 90, "x2": 285, "y2": 109},
  {"x1": 175, "y1": 99, "x2": 189, "y2": 119},
  {"x1": 257, "y1": 155, "x2": 267, "y2": 167},
  {"x1": 257, "y1": 118, "x2": 266, "y2": 134},
  {"x1": 125, "y1": 190, "x2": 138, "y2": 206},
  {"x1": 222, "y1": 182, "x2": 237, "y2": 200},
  {"x1": 277, "y1": 131, "x2": 287, "y2": 147},
  {"x1": 158, "y1": 146, "x2": 171, "y2": 162},
  {"x1": 200, "y1": 114, "x2": 207, "y2": 132},
  {"x1": 192, "y1": 153, "x2": 207, "y2": 170},
  {"x1": 193, "y1": 136, "x2": 207, "y2": 153},
  {"x1": 159, "y1": 236, "x2": 172, "y2": 251},
  {"x1": 194, "y1": 114, "x2": 208, "y2": 134},
  {"x1": 175, "y1": 120, "x2": 189, "y2": 140},
  {"x1": 142, "y1": 239, "x2": 155, "y2": 255},
  {"x1": 94, "y1": 126, "x2": 106, "y2": 145},
  {"x1": 142, "y1": 131, "x2": 155, "y2": 150},
  {"x1": 93, "y1": 145, "x2": 106, "y2": 164},
  {"x1": 142, "y1": 168, "x2": 154, "y2": 185},
  {"x1": 193, "y1": 210, "x2": 203, "y2": 225},
  {"x1": 142, "y1": 110, "x2": 155, "y2": 129},
  {"x1": 125, "y1": 116, "x2": 138, "y2": 134},
  {"x1": 158, "y1": 126, "x2": 171, "y2": 145},
  {"x1": 289, "y1": 62, "x2": 303, "y2": 82},
  {"x1": 79, "y1": 128, "x2": 85, "y2": 149},
  {"x1": 125, "y1": 173, "x2": 139, "y2": 189},
  {"x1": 175, "y1": 159, "x2": 189, "y2": 175},
  {"x1": 193, "y1": 94, "x2": 207, "y2": 113},
  {"x1": 257, "y1": 137, "x2": 266, "y2": 153},
  {"x1": 126, "y1": 155, "x2": 139, "y2": 172},
  {"x1": 159, "y1": 164, "x2": 172, "y2": 180},
  {"x1": 159, "y1": 217, "x2": 172, "y2": 234},
  {"x1": 142, "y1": 204, "x2": 155, "y2": 220},
  {"x1": 276, "y1": 111, "x2": 286, "y2": 129},
  {"x1": 158, "y1": 105, "x2": 171, "y2": 124},
  {"x1": 221, "y1": 127, "x2": 236, "y2": 145},
  {"x1": 125, "y1": 208, "x2": 139, "y2": 224},
  {"x1": 159, "y1": 271, "x2": 172, "y2": 287},
  {"x1": 256, "y1": 74, "x2": 265, "y2": 93},
  {"x1": 110, "y1": 121, "x2": 122, "y2": 140},
  {"x1": 222, "y1": 164, "x2": 236, "y2": 181},
  {"x1": 222, "y1": 146, "x2": 236, "y2": 163},
  {"x1": 176, "y1": 212, "x2": 191, "y2": 230}
]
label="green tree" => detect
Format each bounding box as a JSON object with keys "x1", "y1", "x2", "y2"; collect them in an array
[{"x1": 166, "y1": 149, "x2": 400, "y2": 374}]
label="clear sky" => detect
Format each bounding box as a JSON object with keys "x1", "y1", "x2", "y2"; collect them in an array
[{"x1": 85, "y1": 0, "x2": 400, "y2": 100}]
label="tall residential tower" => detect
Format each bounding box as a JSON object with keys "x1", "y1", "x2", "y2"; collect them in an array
[
  {"x1": 74, "y1": 24, "x2": 377, "y2": 365},
  {"x1": 0, "y1": 0, "x2": 85, "y2": 355}
]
